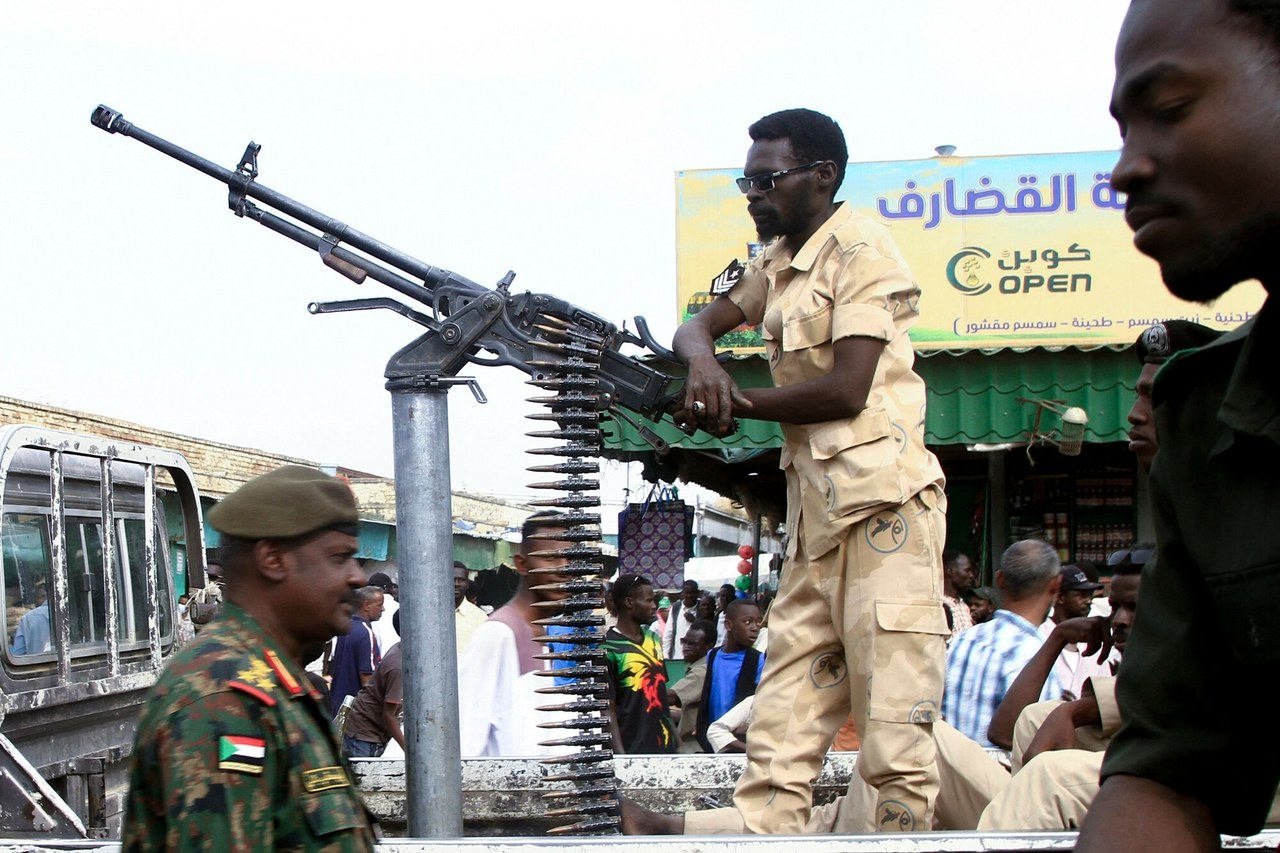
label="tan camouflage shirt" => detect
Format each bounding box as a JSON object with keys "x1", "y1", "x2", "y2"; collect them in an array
[
  {"x1": 728, "y1": 202, "x2": 945, "y2": 560},
  {"x1": 122, "y1": 602, "x2": 377, "y2": 851}
]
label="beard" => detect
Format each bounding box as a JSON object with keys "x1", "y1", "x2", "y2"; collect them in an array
[
  {"x1": 753, "y1": 211, "x2": 784, "y2": 241},
  {"x1": 1159, "y1": 210, "x2": 1280, "y2": 303},
  {"x1": 751, "y1": 202, "x2": 806, "y2": 242}
]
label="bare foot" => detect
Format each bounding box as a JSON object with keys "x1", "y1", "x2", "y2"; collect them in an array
[{"x1": 618, "y1": 795, "x2": 684, "y2": 835}]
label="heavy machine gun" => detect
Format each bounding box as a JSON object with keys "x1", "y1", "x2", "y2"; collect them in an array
[
  {"x1": 90, "y1": 104, "x2": 713, "y2": 839},
  {"x1": 90, "y1": 104, "x2": 686, "y2": 452}
]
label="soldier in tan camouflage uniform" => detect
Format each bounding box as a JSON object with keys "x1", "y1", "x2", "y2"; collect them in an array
[
  {"x1": 625, "y1": 108, "x2": 948, "y2": 835},
  {"x1": 122, "y1": 465, "x2": 377, "y2": 851}
]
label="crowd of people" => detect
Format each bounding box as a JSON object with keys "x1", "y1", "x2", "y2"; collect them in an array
[{"x1": 117, "y1": 2, "x2": 1278, "y2": 847}]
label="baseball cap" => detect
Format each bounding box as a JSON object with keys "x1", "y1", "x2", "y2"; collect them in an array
[
  {"x1": 966, "y1": 586, "x2": 1001, "y2": 606},
  {"x1": 366, "y1": 571, "x2": 395, "y2": 591},
  {"x1": 1060, "y1": 565, "x2": 1104, "y2": 592}
]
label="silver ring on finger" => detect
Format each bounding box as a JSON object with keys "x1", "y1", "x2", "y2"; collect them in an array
[{"x1": 692, "y1": 400, "x2": 706, "y2": 416}]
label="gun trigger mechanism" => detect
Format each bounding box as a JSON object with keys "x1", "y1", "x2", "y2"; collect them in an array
[{"x1": 608, "y1": 406, "x2": 670, "y2": 455}]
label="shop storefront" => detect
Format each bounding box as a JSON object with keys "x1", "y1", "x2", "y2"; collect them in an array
[{"x1": 919, "y1": 345, "x2": 1142, "y2": 580}]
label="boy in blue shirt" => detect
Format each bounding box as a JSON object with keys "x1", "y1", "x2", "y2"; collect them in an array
[{"x1": 697, "y1": 598, "x2": 765, "y2": 752}]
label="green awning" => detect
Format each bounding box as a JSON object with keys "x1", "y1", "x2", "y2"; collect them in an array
[
  {"x1": 355, "y1": 520, "x2": 392, "y2": 561},
  {"x1": 452, "y1": 535, "x2": 518, "y2": 573},
  {"x1": 919, "y1": 346, "x2": 1135, "y2": 444},
  {"x1": 603, "y1": 347, "x2": 1136, "y2": 452}
]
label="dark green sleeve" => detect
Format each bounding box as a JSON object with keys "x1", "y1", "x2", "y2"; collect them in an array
[{"x1": 1102, "y1": 478, "x2": 1280, "y2": 834}]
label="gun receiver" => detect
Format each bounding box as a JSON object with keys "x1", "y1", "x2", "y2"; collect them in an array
[{"x1": 90, "y1": 105, "x2": 683, "y2": 441}]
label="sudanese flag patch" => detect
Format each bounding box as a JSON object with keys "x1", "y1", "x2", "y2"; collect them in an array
[{"x1": 218, "y1": 735, "x2": 266, "y2": 774}]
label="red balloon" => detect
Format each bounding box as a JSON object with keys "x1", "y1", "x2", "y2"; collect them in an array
[
  {"x1": 738, "y1": 544, "x2": 754, "y2": 559},
  {"x1": 737, "y1": 559, "x2": 752, "y2": 575}
]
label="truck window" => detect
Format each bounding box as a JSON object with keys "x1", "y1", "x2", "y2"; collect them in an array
[
  {"x1": 3, "y1": 450, "x2": 176, "y2": 664},
  {"x1": 65, "y1": 518, "x2": 107, "y2": 648},
  {"x1": 61, "y1": 516, "x2": 172, "y2": 651},
  {"x1": 120, "y1": 516, "x2": 172, "y2": 641},
  {"x1": 3, "y1": 514, "x2": 52, "y2": 656}
]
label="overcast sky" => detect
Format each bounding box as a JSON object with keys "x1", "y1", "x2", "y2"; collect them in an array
[{"x1": 1, "y1": 1, "x2": 1130, "y2": 514}]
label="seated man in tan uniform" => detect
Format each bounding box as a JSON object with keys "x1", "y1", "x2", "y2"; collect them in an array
[{"x1": 668, "y1": 619, "x2": 716, "y2": 752}]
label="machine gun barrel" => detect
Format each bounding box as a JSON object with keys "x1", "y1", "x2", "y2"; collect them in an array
[
  {"x1": 91, "y1": 106, "x2": 493, "y2": 311},
  {"x1": 90, "y1": 105, "x2": 677, "y2": 422}
]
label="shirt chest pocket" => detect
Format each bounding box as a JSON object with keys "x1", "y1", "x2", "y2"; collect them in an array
[{"x1": 781, "y1": 304, "x2": 833, "y2": 352}]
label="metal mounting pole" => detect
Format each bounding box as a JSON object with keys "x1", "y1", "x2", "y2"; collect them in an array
[
  {"x1": 386, "y1": 324, "x2": 489, "y2": 837},
  {"x1": 389, "y1": 381, "x2": 462, "y2": 837}
]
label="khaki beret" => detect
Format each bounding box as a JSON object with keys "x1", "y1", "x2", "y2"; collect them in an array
[{"x1": 208, "y1": 465, "x2": 359, "y2": 540}]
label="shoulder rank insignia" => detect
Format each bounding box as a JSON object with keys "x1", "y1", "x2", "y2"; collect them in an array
[
  {"x1": 710, "y1": 258, "x2": 745, "y2": 295},
  {"x1": 264, "y1": 648, "x2": 305, "y2": 697},
  {"x1": 228, "y1": 657, "x2": 278, "y2": 706},
  {"x1": 218, "y1": 735, "x2": 266, "y2": 775}
]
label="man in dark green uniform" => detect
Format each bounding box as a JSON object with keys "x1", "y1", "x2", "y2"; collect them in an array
[
  {"x1": 122, "y1": 465, "x2": 378, "y2": 851},
  {"x1": 1077, "y1": 0, "x2": 1279, "y2": 849}
]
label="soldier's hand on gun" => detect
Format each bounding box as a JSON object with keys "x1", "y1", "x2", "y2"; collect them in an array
[{"x1": 674, "y1": 354, "x2": 751, "y2": 437}]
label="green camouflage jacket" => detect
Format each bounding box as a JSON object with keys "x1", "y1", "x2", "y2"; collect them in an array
[{"x1": 122, "y1": 602, "x2": 377, "y2": 851}]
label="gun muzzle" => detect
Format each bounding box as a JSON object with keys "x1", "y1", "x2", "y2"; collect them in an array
[{"x1": 91, "y1": 105, "x2": 126, "y2": 133}]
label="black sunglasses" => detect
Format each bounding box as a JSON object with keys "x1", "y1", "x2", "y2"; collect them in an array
[
  {"x1": 736, "y1": 161, "x2": 826, "y2": 194},
  {"x1": 1107, "y1": 547, "x2": 1154, "y2": 567}
]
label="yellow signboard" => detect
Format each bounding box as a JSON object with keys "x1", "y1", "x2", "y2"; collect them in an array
[{"x1": 675, "y1": 151, "x2": 1264, "y2": 350}]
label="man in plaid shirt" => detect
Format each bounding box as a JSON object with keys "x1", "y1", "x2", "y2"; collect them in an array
[{"x1": 943, "y1": 540, "x2": 1064, "y2": 747}]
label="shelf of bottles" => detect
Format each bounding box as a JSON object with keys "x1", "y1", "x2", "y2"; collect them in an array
[
  {"x1": 1008, "y1": 473, "x2": 1071, "y2": 563},
  {"x1": 1006, "y1": 461, "x2": 1136, "y2": 567},
  {"x1": 1073, "y1": 465, "x2": 1136, "y2": 563}
]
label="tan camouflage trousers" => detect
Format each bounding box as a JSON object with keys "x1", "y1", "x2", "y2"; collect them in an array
[
  {"x1": 978, "y1": 749, "x2": 1102, "y2": 830},
  {"x1": 685, "y1": 486, "x2": 948, "y2": 835}
]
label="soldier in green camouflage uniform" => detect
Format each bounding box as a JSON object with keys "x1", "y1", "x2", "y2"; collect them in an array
[{"x1": 122, "y1": 466, "x2": 377, "y2": 851}]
